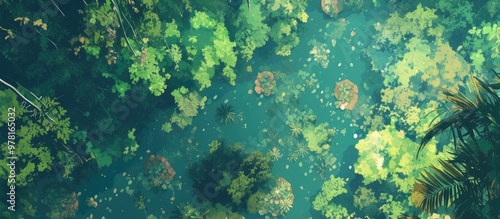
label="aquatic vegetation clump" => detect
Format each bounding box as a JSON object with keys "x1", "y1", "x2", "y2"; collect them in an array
[
  {"x1": 268, "y1": 147, "x2": 283, "y2": 161},
  {"x1": 289, "y1": 120, "x2": 303, "y2": 138},
  {"x1": 165, "y1": 86, "x2": 208, "y2": 130},
  {"x1": 273, "y1": 70, "x2": 302, "y2": 105},
  {"x1": 309, "y1": 39, "x2": 330, "y2": 68},
  {"x1": 321, "y1": 0, "x2": 344, "y2": 17},
  {"x1": 294, "y1": 141, "x2": 309, "y2": 158},
  {"x1": 171, "y1": 203, "x2": 206, "y2": 219},
  {"x1": 209, "y1": 139, "x2": 221, "y2": 153},
  {"x1": 334, "y1": 79, "x2": 358, "y2": 110},
  {"x1": 141, "y1": 155, "x2": 176, "y2": 192},
  {"x1": 172, "y1": 86, "x2": 207, "y2": 118},
  {"x1": 287, "y1": 152, "x2": 299, "y2": 162},
  {"x1": 313, "y1": 154, "x2": 337, "y2": 179},
  {"x1": 258, "y1": 177, "x2": 295, "y2": 217},
  {"x1": 254, "y1": 71, "x2": 276, "y2": 96},
  {"x1": 215, "y1": 103, "x2": 236, "y2": 124}
]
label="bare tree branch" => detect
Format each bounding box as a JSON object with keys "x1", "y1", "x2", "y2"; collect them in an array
[
  {"x1": 0, "y1": 77, "x2": 56, "y2": 123},
  {"x1": 111, "y1": 0, "x2": 137, "y2": 56},
  {"x1": 51, "y1": 0, "x2": 66, "y2": 16}
]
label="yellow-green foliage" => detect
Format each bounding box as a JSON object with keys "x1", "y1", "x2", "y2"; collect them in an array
[
  {"x1": 0, "y1": 90, "x2": 74, "y2": 186},
  {"x1": 164, "y1": 20, "x2": 181, "y2": 39},
  {"x1": 163, "y1": 19, "x2": 183, "y2": 71},
  {"x1": 322, "y1": 204, "x2": 349, "y2": 219},
  {"x1": 354, "y1": 124, "x2": 451, "y2": 193},
  {"x1": 139, "y1": 12, "x2": 162, "y2": 39},
  {"x1": 375, "y1": 4, "x2": 442, "y2": 45},
  {"x1": 380, "y1": 39, "x2": 468, "y2": 128},
  {"x1": 171, "y1": 86, "x2": 207, "y2": 118},
  {"x1": 140, "y1": 0, "x2": 158, "y2": 9},
  {"x1": 389, "y1": 39, "x2": 469, "y2": 89},
  {"x1": 354, "y1": 126, "x2": 393, "y2": 184},
  {"x1": 123, "y1": 128, "x2": 140, "y2": 161},
  {"x1": 247, "y1": 191, "x2": 265, "y2": 214},
  {"x1": 353, "y1": 187, "x2": 377, "y2": 209},
  {"x1": 409, "y1": 100, "x2": 442, "y2": 138},
  {"x1": 463, "y1": 22, "x2": 500, "y2": 71},
  {"x1": 184, "y1": 11, "x2": 238, "y2": 89},
  {"x1": 170, "y1": 111, "x2": 193, "y2": 129},
  {"x1": 0, "y1": 89, "x2": 19, "y2": 128},
  {"x1": 373, "y1": 5, "x2": 467, "y2": 132},
  {"x1": 269, "y1": 20, "x2": 300, "y2": 56},
  {"x1": 265, "y1": 0, "x2": 308, "y2": 21},
  {"x1": 312, "y1": 174, "x2": 349, "y2": 219},
  {"x1": 209, "y1": 139, "x2": 221, "y2": 154},
  {"x1": 190, "y1": 10, "x2": 217, "y2": 29},
  {"x1": 243, "y1": 151, "x2": 273, "y2": 184},
  {"x1": 380, "y1": 85, "x2": 416, "y2": 112},
  {"x1": 227, "y1": 172, "x2": 254, "y2": 205},
  {"x1": 303, "y1": 122, "x2": 332, "y2": 154},
  {"x1": 129, "y1": 47, "x2": 169, "y2": 96},
  {"x1": 86, "y1": 138, "x2": 122, "y2": 169},
  {"x1": 161, "y1": 122, "x2": 173, "y2": 133},
  {"x1": 379, "y1": 193, "x2": 410, "y2": 219},
  {"x1": 77, "y1": 0, "x2": 120, "y2": 59}
]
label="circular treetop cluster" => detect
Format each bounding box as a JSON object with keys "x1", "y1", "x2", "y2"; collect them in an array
[
  {"x1": 334, "y1": 79, "x2": 358, "y2": 110},
  {"x1": 255, "y1": 71, "x2": 277, "y2": 96}
]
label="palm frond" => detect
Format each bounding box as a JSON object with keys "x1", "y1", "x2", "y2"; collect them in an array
[
  {"x1": 215, "y1": 103, "x2": 236, "y2": 124},
  {"x1": 489, "y1": 67, "x2": 500, "y2": 89},
  {"x1": 415, "y1": 67, "x2": 500, "y2": 218},
  {"x1": 470, "y1": 75, "x2": 500, "y2": 128},
  {"x1": 412, "y1": 159, "x2": 467, "y2": 213},
  {"x1": 452, "y1": 194, "x2": 483, "y2": 219},
  {"x1": 490, "y1": 179, "x2": 500, "y2": 200},
  {"x1": 418, "y1": 73, "x2": 500, "y2": 156}
]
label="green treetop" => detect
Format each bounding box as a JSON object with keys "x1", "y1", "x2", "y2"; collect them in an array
[
  {"x1": 0, "y1": 90, "x2": 75, "y2": 186},
  {"x1": 375, "y1": 4, "x2": 442, "y2": 45},
  {"x1": 171, "y1": 86, "x2": 207, "y2": 118},
  {"x1": 227, "y1": 172, "x2": 254, "y2": 205},
  {"x1": 182, "y1": 11, "x2": 238, "y2": 89},
  {"x1": 312, "y1": 174, "x2": 349, "y2": 219},
  {"x1": 234, "y1": 0, "x2": 271, "y2": 61},
  {"x1": 354, "y1": 124, "x2": 451, "y2": 193},
  {"x1": 262, "y1": 0, "x2": 308, "y2": 56},
  {"x1": 303, "y1": 122, "x2": 334, "y2": 154},
  {"x1": 463, "y1": 22, "x2": 500, "y2": 71}
]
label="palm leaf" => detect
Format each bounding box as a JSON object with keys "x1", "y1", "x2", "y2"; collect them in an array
[
  {"x1": 412, "y1": 159, "x2": 467, "y2": 213},
  {"x1": 418, "y1": 73, "x2": 500, "y2": 156}
]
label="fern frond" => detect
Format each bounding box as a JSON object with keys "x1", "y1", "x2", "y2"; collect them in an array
[{"x1": 412, "y1": 159, "x2": 467, "y2": 213}]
